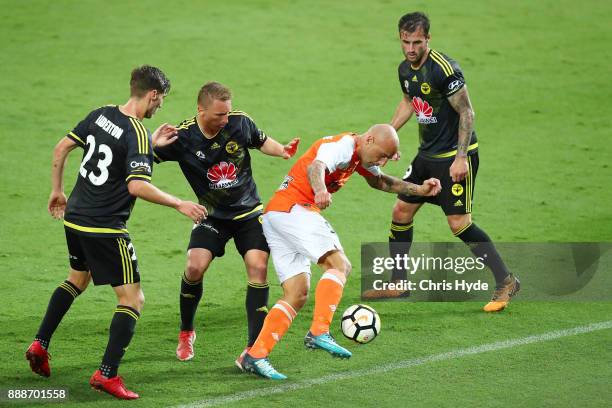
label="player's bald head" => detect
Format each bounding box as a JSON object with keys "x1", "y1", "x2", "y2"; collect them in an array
[{"x1": 367, "y1": 124, "x2": 399, "y2": 154}]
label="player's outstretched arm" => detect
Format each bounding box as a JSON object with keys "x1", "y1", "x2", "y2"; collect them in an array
[
  {"x1": 365, "y1": 173, "x2": 441, "y2": 197},
  {"x1": 48, "y1": 136, "x2": 79, "y2": 219},
  {"x1": 390, "y1": 94, "x2": 414, "y2": 131},
  {"x1": 259, "y1": 137, "x2": 300, "y2": 159},
  {"x1": 151, "y1": 123, "x2": 178, "y2": 148},
  {"x1": 127, "y1": 180, "x2": 207, "y2": 222},
  {"x1": 307, "y1": 160, "x2": 332, "y2": 209},
  {"x1": 447, "y1": 86, "x2": 474, "y2": 182}
]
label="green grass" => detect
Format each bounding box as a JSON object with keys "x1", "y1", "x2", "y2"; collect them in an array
[{"x1": 1, "y1": 0, "x2": 611, "y2": 407}]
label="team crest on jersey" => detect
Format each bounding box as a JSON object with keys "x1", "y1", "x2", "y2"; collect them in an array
[
  {"x1": 420, "y1": 82, "x2": 431, "y2": 94},
  {"x1": 207, "y1": 161, "x2": 238, "y2": 189},
  {"x1": 411, "y1": 97, "x2": 438, "y2": 124},
  {"x1": 226, "y1": 141, "x2": 239, "y2": 154}
]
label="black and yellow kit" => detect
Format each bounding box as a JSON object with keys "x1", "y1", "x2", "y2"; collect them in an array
[
  {"x1": 398, "y1": 49, "x2": 479, "y2": 214},
  {"x1": 154, "y1": 111, "x2": 269, "y2": 257},
  {"x1": 63, "y1": 105, "x2": 152, "y2": 285}
]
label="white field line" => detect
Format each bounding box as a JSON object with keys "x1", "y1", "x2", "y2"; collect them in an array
[{"x1": 173, "y1": 320, "x2": 612, "y2": 408}]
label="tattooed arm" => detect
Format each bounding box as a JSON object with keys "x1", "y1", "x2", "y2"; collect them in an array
[
  {"x1": 447, "y1": 85, "x2": 475, "y2": 182},
  {"x1": 365, "y1": 173, "x2": 442, "y2": 197},
  {"x1": 307, "y1": 160, "x2": 332, "y2": 209}
]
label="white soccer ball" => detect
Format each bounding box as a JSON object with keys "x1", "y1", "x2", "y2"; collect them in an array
[{"x1": 340, "y1": 304, "x2": 381, "y2": 344}]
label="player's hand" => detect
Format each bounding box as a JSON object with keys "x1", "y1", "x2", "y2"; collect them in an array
[
  {"x1": 176, "y1": 200, "x2": 208, "y2": 223},
  {"x1": 282, "y1": 138, "x2": 300, "y2": 159},
  {"x1": 450, "y1": 156, "x2": 468, "y2": 182},
  {"x1": 418, "y1": 178, "x2": 442, "y2": 197},
  {"x1": 314, "y1": 190, "x2": 332, "y2": 210},
  {"x1": 48, "y1": 191, "x2": 67, "y2": 219},
  {"x1": 152, "y1": 123, "x2": 178, "y2": 148}
]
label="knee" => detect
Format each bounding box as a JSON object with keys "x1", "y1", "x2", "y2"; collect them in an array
[
  {"x1": 185, "y1": 259, "x2": 207, "y2": 281},
  {"x1": 337, "y1": 259, "x2": 352, "y2": 278},
  {"x1": 67, "y1": 271, "x2": 90, "y2": 292},
  {"x1": 247, "y1": 263, "x2": 268, "y2": 283},
  {"x1": 447, "y1": 215, "x2": 470, "y2": 235},
  {"x1": 392, "y1": 202, "x2": 414, "y2": 223},
  {"x1": 291, "y1": 289, "x2": 309, "y2": 311},
  {"x1": 121, "y1": 290, "x2": 145, "y2": 313},
  {"x1": 284, "y1": 287, "x2": 309, "y2": 311}
]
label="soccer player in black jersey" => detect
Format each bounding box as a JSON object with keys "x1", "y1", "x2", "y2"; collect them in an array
[
  {"x1": 25, "y1": 66, "x2": 206, "y2": 399},
  {"x1": 153, "y1": 82, "x2": 299, "y2": 366},
  {"x1": 369, "y1": 12, "x2": 520, "y2": 311}
]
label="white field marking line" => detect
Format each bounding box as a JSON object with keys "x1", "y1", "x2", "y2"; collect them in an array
[{"x1": 173, "y1": 320, "x2": 612, "y2": 408}]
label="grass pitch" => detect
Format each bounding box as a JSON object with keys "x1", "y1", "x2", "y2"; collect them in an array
[{"x1": 1, "y1": 1, "x2": 611, "y2": 407}]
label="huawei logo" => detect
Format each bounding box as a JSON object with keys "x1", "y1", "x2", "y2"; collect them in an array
[
  {"x1": 412, "y1": 96, "x2": 438, "y2": 124},
  {"x1": 206, "y1": 161, "x2": 239, "y2": 189}
]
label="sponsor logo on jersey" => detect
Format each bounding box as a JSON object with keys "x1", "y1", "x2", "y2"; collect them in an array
[
  {"x1": 278, "y1": 175, "x2": 293, "y2": 191},
  {"x1": 95, "y1": 115, "x2": 124, "y2": 139},
  {"x1": 225, "y1": 141, "x2": 239, "y2": 154},
  {"x1": 404, "y1": 80, "x2": 410, "y2": 91},
  {"x1": 411, "y1": 97, "x2": 438, "y2": 124},
  {"x1": 420, "y1": 82, "x2": 431, "y2": 94},
  {"x1": 130, "y1": 161, "x2": 151, "y2": 173},
  {"x1": 196, "y1": 151, "x2": 206, "y2": 160},
  {"x1": 210, "y1": 142, "x2": 221, "y2": 150},
  {"x1": 207, "y1": 161, "x2": 238, "y2": 189},
  {"x1": 411, "y1": 74, "x2": 418, "y2": 82},
  {"x1": 451, "y1": 184, "x2": 464, "y2": 196},
  {"x1": 448, "y1": 79, "x2": 464, "y2": 93}
]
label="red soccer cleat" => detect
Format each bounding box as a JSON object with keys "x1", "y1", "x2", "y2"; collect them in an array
[
  {"x1": 25, "y1": 340, "x2": 51, "y2": 377},
  {"x1": 176, "y1": 330, "x2": 196, "y2": 361},
  {"x1": 89, "y1": 370, "x2": 139, "y2": 400},
  {"x1": 235, "y1": 346, "x2": 251, "y2": 372}
]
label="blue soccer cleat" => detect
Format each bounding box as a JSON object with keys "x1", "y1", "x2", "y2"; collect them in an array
[
  {"x1": 242, "y1": 354, "x2": 287, "y2": 380},
  {"x1": 304, "y1": 331, "x2": 352, "y2": 359}
]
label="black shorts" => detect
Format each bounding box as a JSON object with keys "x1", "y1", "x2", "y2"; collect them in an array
[
  {"x1": 188, "y1": 215, "x2": 270, "y2": 258},
  {"x1": 398, "y1": 153, "x2": 479, "y2": 215},
  {"x1": 65, "y1": 227, "x2": 140, "y2": 287}
]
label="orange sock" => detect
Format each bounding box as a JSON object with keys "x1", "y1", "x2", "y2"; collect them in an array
[
  {"x1": 248, "y1": 300, "x2": 297, "y2": 358},
  {"x1": 310, "y1": 270, "x2": 345, "y2": 336}
]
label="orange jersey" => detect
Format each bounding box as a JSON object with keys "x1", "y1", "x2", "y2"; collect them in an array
[{"x1": 265, "y1": 133, "x2": 381, "y2": 213}]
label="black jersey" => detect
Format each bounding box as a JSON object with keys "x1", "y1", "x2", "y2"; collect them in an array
[
  {"x1": 398, "y1": 49, "x2": 478, "y2": 159},
  {"x1": 154, "y1": 111, "x2": 267, "y2": 221},
  {"x1": 64, "y1": 105, "x2": 153, "y2": 237}
]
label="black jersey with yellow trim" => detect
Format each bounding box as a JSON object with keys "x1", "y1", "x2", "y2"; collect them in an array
[
  {"x1": 154, "y1": 111, "x2": 267, "y2": 221},
  {"x1": 64, "y1": 105, "x2": 153, "y2": 237},
  {"x1": 398, "y1": 49, "x2": 478, "y2": 159}
]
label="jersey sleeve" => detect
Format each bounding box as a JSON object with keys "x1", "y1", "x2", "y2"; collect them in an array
[
  {"x1": 67, "y1": 108, "x2": 100, "y2": 148},
  {"x1": 398, "y1": 62, "x2": 411, "y2": 96},
  {"x1": 243, "y1": 115, "x2": 268, "y2": 149},
  {"x1": 153, "y1": 127, "x2": 186, "y2": 163},
  {"x1": 125, "y1": 121, "x2": 153, "y2": 183},
  {"x1": 314, "y1": 136, "x2": 354, "y2": 172},
  {"x1": 430, "y1": 52, "x2": 466, "y2": 97}
]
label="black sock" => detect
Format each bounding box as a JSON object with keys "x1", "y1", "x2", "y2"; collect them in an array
[
  {"x1": 100, "y1": 305, "x2": 140, "y2": 378},
  {"x1": 455, "y1": 223, "x2": 510, "y2": 285},
  {"x1": 179, "y1": 273, "x2": 203, "y2": 331},
  {"x1": 389, "y1": 222, "x2": 413, "y2": 281},
  {"x1": 246, "y1": 282, "x2": 269, "y2": 347},
  {"x1": 35, "y1": 280, "x2": 82, "y2": 350}
]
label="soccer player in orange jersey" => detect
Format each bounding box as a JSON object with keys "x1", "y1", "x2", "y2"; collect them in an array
[{"x1": 241, "y1": 124, "x2": 441, "y2": 379}]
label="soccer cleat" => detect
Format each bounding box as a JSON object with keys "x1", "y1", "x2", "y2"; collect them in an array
[
  {"x1": 235, "y1": 346, "x2": 251, "y2": 372},
  {"x1": 176, "y1": 330, "x2": 196, "y2": 361},
  {"x1": 361, "y1": 287, "x2": 410, "y2": 300},
  {"x1": 304, "y1": 331, "x2": 352, "y2": 359},
  {"x1": 89, "y1": 370, "x2": 139, "y2": 400},
  {"x1": 25, "y1": 340, "x2": 51, "y2": 377},
  {"x1": 483, "y1": 274, "x2": 521, "y2": 312},
  {"x1": 242, "y1": 353, "x2": 287, "y2": 380}
]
